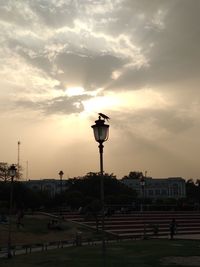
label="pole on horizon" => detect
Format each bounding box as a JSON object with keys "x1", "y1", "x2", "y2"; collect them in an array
[
  {"x1": 7, "y1": 164, "x2": 17, "y2": 258},
  {"x1": 17, "y1": 141, "x2": 21, "y2": 179}
]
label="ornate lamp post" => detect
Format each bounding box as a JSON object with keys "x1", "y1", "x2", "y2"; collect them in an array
[
  {"x1": 58, "y1": 170, "x2": 64, "y2": 194},
  {"x1": 58, "y1": 170, "x2": 64, "y2": 217},
  {"x1": 140, "y1": 176, "x2": 146, "y2": 212},
  {"x1": 91, "y1": 115, "x2": 109, "y2": 253},
  {"x1": 7, "y1": 164, "x2": 17, "y2": 258}
]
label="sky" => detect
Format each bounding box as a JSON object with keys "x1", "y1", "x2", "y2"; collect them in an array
[{"x1": 1, "y1": 0, "x2": 200, "y2": 180}]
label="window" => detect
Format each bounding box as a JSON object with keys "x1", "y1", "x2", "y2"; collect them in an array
[
  {"x1": 155, "y1": 189, "x2": 160, "y2": 195},
  {"x1": 161, "y1": 189, "x2": 167, "y2": 196},
  {"x1": 148, "y1": 190, "x2": 154, "y2": 196}
]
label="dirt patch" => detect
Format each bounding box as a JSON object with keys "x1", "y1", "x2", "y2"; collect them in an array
[{"x1": 161, "y1": 256, "x2": 200, "y2": 266}]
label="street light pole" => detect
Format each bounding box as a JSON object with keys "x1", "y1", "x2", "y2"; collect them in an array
[
  {"x1": 58, "y1": 170, "x2": 64, "y2": 217},
  {"x1": 140, "y1": 176, "x2": 145, "y2": 212},
  {"x1": 99, "y1": 141, "x2": 105, "y2": 249},
  {"x1": 7, "y1": 164, "x2": 17, "y2": 258},
  {"x1": 91, "y1": 115, "x2": 109, "y2": 257},
  {"x1": 58, "y1": 170, "x2": 64, "y2": 194}
]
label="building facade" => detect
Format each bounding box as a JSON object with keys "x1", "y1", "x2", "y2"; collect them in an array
[
  {"x1": 121, "y1": 177, "x2": 186, "y2": 199},
  {"x1": 24, "y1": 179, "x2": 69, "y2": 197}
]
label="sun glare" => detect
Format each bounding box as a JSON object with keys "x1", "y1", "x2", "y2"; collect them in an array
[
  {"x1": 82, "y1": 89, "x2": 169, "y2": 115},
  {"x1": 82, "y1": 94, "x2": 120, "y2": 113},
  {"x1": 63, "y1": 86, "x2": 168, "y2": 117},
  {"x1": 65, "y1": 86, "x2": 85, "y2": 96}
]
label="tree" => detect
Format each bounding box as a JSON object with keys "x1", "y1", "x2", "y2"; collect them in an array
[
  {"x1": 67, "y1": 172, "x2": 137, "y2": 207},
  {"x1": 0, "y1": 162, "x2": 22, "y2": 181},
  {"x1": 195, "y1": 179, "x2": 200, "y2": 187},
  {"x1": 122, "y1": 171, "x2": 144, "y2": 180},
  {"x1": 0, "y1": 162, "x2": 9, "y2": 181},
  {"x1": 185, "y1": 179, "x2": 200, "y2": 205}
]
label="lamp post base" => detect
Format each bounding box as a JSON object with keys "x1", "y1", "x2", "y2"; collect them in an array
[{"x1": 7, "y1": 250, "x2": 12, "y2": 259}]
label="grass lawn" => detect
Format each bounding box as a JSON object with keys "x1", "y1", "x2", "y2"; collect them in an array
[
  {"x1": 1, "y1": 239, "x2": 200, "y2": 267},
  {"x1": 0, "y1": 214, "x2": 100, "y2": 246}
]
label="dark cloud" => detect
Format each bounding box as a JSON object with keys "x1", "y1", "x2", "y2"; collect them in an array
[
  {"x1": 55, "y1": 52, "x2": 125, "y2": 90},
  {"x1": 43, "y1": 95, "x2": 87, "y2": 115},
  {"x1": 2, "y1": 0, "x2": 200, "y2": 103},
  {"x1": 15, "y1": 94, "x2": 91, "y2": 115},
  {"x1": 137, "y1": 109, "x2": 195, "y2": 134},
  {"x1": 110, "y1": 106, "x2": 195, "y2": 136},
  {"x1": 108, "y1": 0, "x2": 200, "y2": 91}
]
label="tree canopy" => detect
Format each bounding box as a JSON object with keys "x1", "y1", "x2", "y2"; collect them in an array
[
  {"x1": 122, "y1": 171, "x2": 144, "y2": 180},
  {"x1": 57, "y1": 172, "x2": 138, "y2": 208}
]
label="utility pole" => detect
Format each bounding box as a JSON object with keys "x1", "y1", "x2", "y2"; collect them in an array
[
  {"x1": 26, "y1": 161, "x2": 29, "y2": 180},
  {"x1": 17, "y1": 141, "x2": 21, "y2": 179}
]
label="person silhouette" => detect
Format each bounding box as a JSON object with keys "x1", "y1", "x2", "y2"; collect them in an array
[{"x1": 169, "y1": 218, "x2": 177, "y2": 240}]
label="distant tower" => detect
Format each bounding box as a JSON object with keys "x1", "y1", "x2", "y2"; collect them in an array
[{"x1": 17, "y1": 141, "x2": 21, "y2": 179}]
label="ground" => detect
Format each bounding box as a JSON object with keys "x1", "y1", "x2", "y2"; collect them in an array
[
  {"x1": 1, "y1": 216, "x2": 200, "y2": 266},
  {"x1": 1, "y1": 239, "x2": 200, "y2": 267},
  {"x1": 162, "y1": 256, "x2": 200, "y2": 266},
  {"x1": 0, "y1": 214, "x2": 98, "y2": 246}
]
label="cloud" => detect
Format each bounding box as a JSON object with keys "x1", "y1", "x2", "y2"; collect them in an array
[
  {"x1": 14, "y1": 94, "x2": 91, "y2": 115},
  {"x1": 107, "y1": 0, "x2": 200, "y2": 91},
  {"x1": 55, "y1": 52, "x2": 125, "y2": 90}
]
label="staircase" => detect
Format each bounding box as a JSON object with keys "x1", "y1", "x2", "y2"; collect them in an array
[{"x1": 64, "y1": 211, "x2": 200, "y2": 239}]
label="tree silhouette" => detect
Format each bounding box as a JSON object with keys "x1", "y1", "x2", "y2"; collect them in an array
[{"x1": 122, "y1": 171, "x2": 144, "y2": 180}]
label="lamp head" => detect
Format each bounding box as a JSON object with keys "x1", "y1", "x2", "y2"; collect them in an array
[
  {"x1": 8, "y1": 164, "x2": 17, "y2": 178},
  {"x1": 59, "y1": 170, "x2": 64, "y2": 178},
  {"x1": 140, "y1": 177, "x2": 145, "y2": 186},
  {"x1": 91, "y1": 116, "x2": 109, "y2": 143}
]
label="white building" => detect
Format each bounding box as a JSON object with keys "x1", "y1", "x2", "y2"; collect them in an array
[
  {"x1": 121, "y1": 177, "x2": 186, "y2": 199},
  {"x1": 24, "y1": 179, "x2": 69, "y2": 196}
]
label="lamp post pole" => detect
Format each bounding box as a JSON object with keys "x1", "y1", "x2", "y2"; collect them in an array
[
  {"x1": 7, "y1": 164, "x2": 17, "y2": 258},
  {"x1": 140, "y1": 176, "x2": 146, "y2": 238},
  {"x1": 58, "y1": 170, "x2": 64, "y2": 194},
  {"x1": 99, "y1": 141, "x2": 105, "y2": 250},
  {"x1": 91, "y1": 115, "x2": 109, "y2": 262},
  {"x1": 58, "y1": 170, "x2": 64, "y2": 217},
  {"x1": 140, "y1": 177, "x2": 145, "y2": 212}
]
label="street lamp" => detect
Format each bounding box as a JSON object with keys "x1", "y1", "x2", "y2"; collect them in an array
[
  {"x1": 140, "y1": 176, "x2": 146, "y2": 212},
  {"x1": 58, "y1": 170, "x2": 64, "y2": 194},
  {"x1": 58, "y1": 170, "x2": 64, "y2": 217},
  {"x1": 91, "y1": 115, "x2": 109, "y2": 253},
  {"x1": 7, "y1": 164, "x2": 17, "y2": 258}
]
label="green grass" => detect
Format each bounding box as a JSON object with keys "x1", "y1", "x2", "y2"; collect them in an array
[
  {"x1": 1, "y1": 239, "x2": 200, "y2": 267},
  {"x1": 0, "y1": 215, "x2": 100, "y2": 246},
  {"x1": 17, "y1": 216, "x2": 50, "y2": 234}
]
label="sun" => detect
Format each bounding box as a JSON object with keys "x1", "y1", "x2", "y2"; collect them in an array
[
  {"x1": 65, "y1": 86, "x2": 85, "y2": 96},
  {"x1": 82, "y1": 94, "x2": 121, "y2": 113},
  {"x1": 64, "y1": 86, "x2": 120, "y2": 113}
]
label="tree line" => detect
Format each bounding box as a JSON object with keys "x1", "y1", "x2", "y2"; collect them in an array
[
  {"x1": 0, "y1": 172, "x2": 137, "y2": 213},
  {"x1": 1, "y1": 165, "x2": 200, "y2": 213}
]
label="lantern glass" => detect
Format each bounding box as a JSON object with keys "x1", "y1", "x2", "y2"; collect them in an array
[
  {"x1": 8, "y1": 165, "x2": 17, "y2": 178},
  {"x1": 92, "y1": 118, "x2": 109, "y2": 143},
  {"x1": 59, "y1": 170, "x2": 64, "y2": 178}
]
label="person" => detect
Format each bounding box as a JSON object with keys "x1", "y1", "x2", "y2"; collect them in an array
[
  {"x1": 169, "y1": 218, "x2": 177, "y2": 240},
  {"x1": 16, "y1": 209, "x2": 24, "y2": 228}
]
